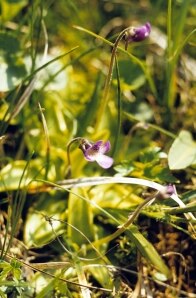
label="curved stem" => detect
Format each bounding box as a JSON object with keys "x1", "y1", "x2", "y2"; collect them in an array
[
  {"x1": 75, "y1": 25, "x2": 157, "y2": 100},
  {"x1": 66, "y1": 137, "x2": 83, "y2": 178},
  {"x1": 94, "y1": 28, "x2": 130, "y2": 131},
  {"x1": 111, "y1": 56, "x2": 121, "y2": 157}
]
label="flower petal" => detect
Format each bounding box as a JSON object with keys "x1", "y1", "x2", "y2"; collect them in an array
[
  {"x1": 133, "y1": 22, "x2": 151, "y2": 41},
  {"x1": 95, "y1": 154, "x2": 113, "y2": 169},
  {"x1": 126, "y1": 22, "x2": 151, "y2": 43},
  {"x1": 83, "y1": 149, "x2": 97, "y2": 161},
  {"x1": 98, "y1": 141, "x2": 111, "y2": 154}
]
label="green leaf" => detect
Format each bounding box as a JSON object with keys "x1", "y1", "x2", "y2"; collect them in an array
[
  {"x1": 67, "y1": 189, "x2": 95, "y2": 246},
  {"x1": 168, "y1": 130, "x2": 196, "y2": 170},
  {"x1": 13, "y1": 268, "x2": 22, "y2": 281},
  {"x1": 0, "y1": 32, "x2": 20, "y2": 54},
  {"x1": 0, "y1": 264, "x2": 11, "y2": 281},
  {"x1": 0, "y1": 160, "x2": 39, "y2": 192},
  {"x1": 113, "y1": 59, "x2": 146, "y2": 91},
  {"x1": 144, "y1": 164, "x2": 177, "y2": 183},
  {"x1": 1, "y1": 0, "x2": 27, "y2": 22},
  {"x1": 0, "y1": 289, "x2": 7, "y2": 298},
  {"x1": 0, "y1": 58, "x2": 27, "y2": 92},
  {"x1": 87, "y1": 263, "x2": 113, "y2": 289},
  {"x1": 24, "y1": 193, "x2": 67, "y2": 247},
  {"x1": 0, "y1": 32, "x2": 27, "y2": 91},
  {"x1": 114, "y1": 162, "x2": 134, "y2": 176}
]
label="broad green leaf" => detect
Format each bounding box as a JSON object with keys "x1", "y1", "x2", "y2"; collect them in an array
[
  {"x1": 0, "y1": 289, "x2": 7, "y2": 298},
  {"x1": 0, "y1": 32, "x2": 20, "y2": 54},
  {"x1": 0, "y1": 267, "x2": 11, "y2": 281},
  {"x1": 35, "y1": 276, "x2": 57, "y2": 298},
  {"x1": 87, "y1": 264, "x2": 113, "y2": 289},
  {"x1": 168, "y1": 130, "x2": 196, "y2": 170},
  {"x1": 24, "y1": 193, "x2": 67, "y2": 247},
  {"x1": 0, "y1": 32, "x2": 27, "y2": 91},
  {"x1": 67, "y1": 189, "x2": 95, "y2": 246},
  {"x1": 181, "y1": 190, "x2": 196, "y2": 203},
  {"x1": 113, "y1": 59, "x2": 146, "y2": 91},
  {"x1": 114, "y1": 162, "x2": 134, "y2": 176},
  {"x1": 1, "y1": 0, "x2": 27, "y2": 22},
  {"x1": 144, "y1": 164, "x2": 177, "y2": 183},
  {"x1": 13, "y1": 268, "x2": 22, "y2": 281},
  {"x1": 0, "y1": 160, "x2": 42, "y2": 192},
  {"x1": 31, "y1": 274, "x2": 51, "y2": 297},
  {"x1": 0, "y1": 59, "x2": 27, "y2": 92}
]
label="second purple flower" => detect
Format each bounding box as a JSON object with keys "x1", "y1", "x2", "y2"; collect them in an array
[{"x1": 124, "y1": 22, "x2": 151, "y2": 49}]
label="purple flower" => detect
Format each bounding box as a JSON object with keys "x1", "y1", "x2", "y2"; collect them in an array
[
  {"x1": 79, "y1": 140, "x2": 114, "y2": 169},
  {"x1": 165, "y1": 185, "x2": 176, "y2": 197},
  {"x1": 157, "y1": 184, "x2": 176, "y2": 199},
  {"x1": 125, "y1": 22, "x2": 151, "y2": 48}
]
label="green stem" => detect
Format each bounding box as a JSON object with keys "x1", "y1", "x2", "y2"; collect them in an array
[
  {"x1": 94, "y1": 28, "x2": 128, "y2": 131},
  {"x1": 66, "y1": 137, "x2": 83, "y2": 178},
  {"x1": 74, "y1": 26, "x2": 148, "y2": 70},
  {"x1": 167, "y1": 0, "x2": 172, "y2": 60},
  {"x1": 165, "y1": 0, "x2": 174, "y2": 109},
  {"x1": 165, "y1": 0, "x2": 191, "y2": 108},
  {"x1": 112, "y1": 56, "x2": 121, "y2": 157},
  {"x1": 124, "y1": 112, "x2": 176, "y2": 138},
  {"x1": 173, "y1": 28, "x2": 196, "y2": 62}
]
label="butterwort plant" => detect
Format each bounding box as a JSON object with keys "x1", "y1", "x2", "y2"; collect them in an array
[{"x1": 66, "y1": 137, "x2": 114, "y2": 177}]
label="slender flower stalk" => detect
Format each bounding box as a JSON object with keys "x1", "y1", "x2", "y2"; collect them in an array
[
  {"x1": 95, "y1": 22, "x2": 151, "y2": 131},
  {"x1": 94, "y1": 27, "x2": 127, "y2": 131},
  {"x1": 66, "y1": 137, "x2": 83, "y2": 178}
]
